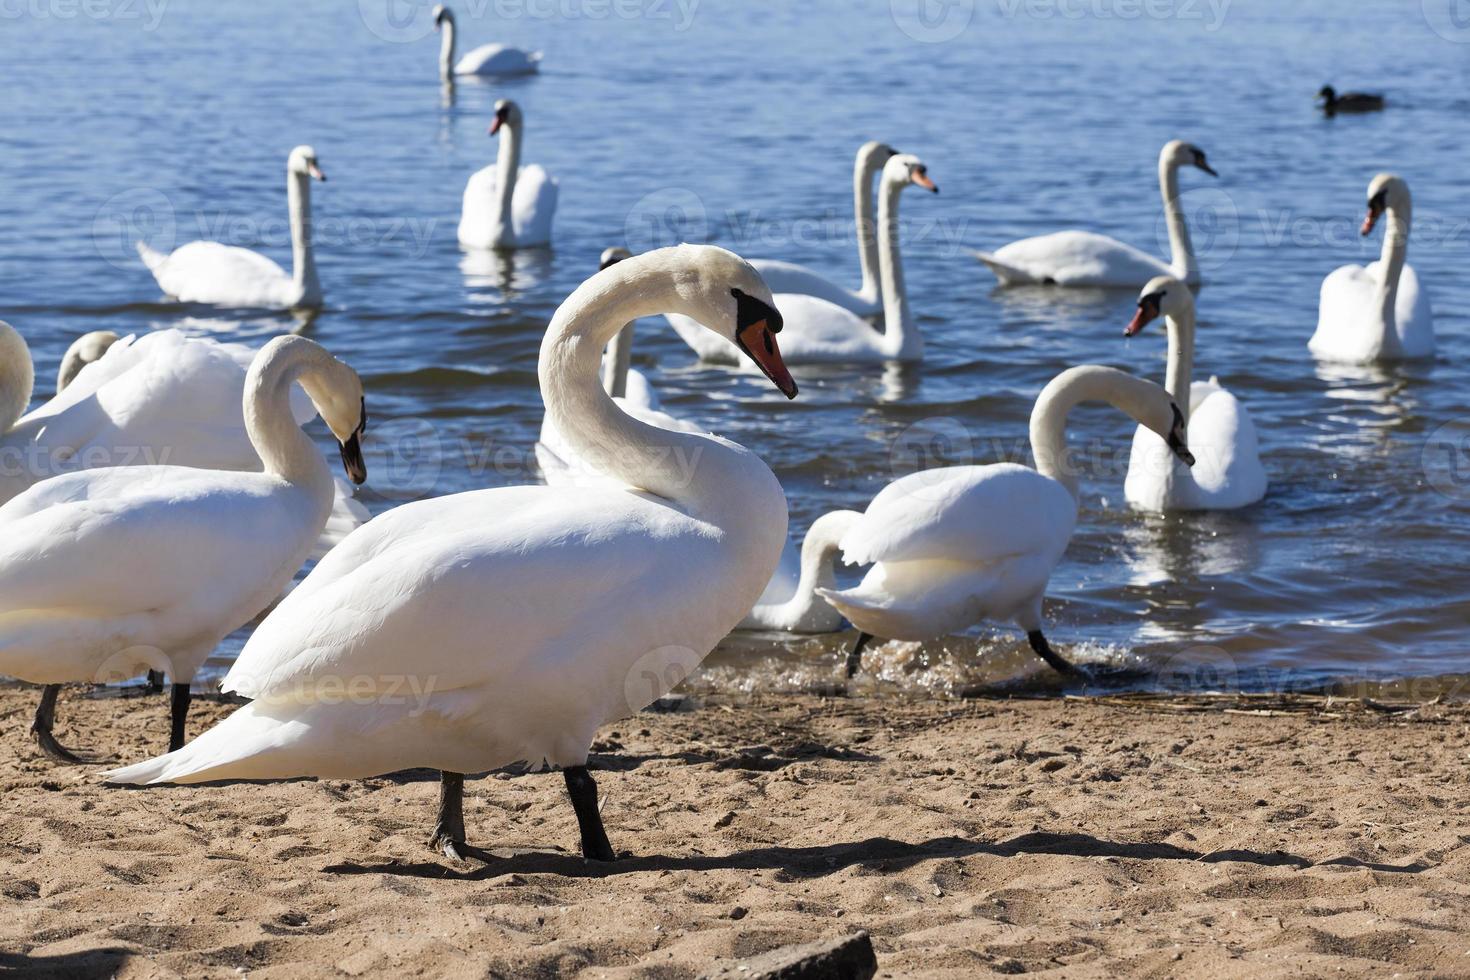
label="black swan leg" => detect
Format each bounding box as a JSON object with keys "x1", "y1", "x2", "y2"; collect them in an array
[
  {"x1": 30, "y1": 685, "x2": 96, "y2": 764},
  {"x1": 429, "y1": 771, "x2": 468, "y2": 860},
  {"x1": 844, "y1": 632, "x2": 874, "y2": 679},
  {"x1": 1027, "y1": 630, "x2": 1079, "y2": 676},
  {"x1": 563, "y1": 766, "x2": 615, "y2": 862},
  {"x1": 168, "y1": 683, "x2": 191, "y2": 752}
]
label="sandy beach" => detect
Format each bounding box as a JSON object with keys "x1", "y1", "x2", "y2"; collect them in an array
[{"x1": 2, "y1": 685, "x2": 1469, "y2": 978}]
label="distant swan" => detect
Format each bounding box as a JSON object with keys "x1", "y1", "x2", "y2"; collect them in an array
[
  {"x1": 138, "y1": 146, "x2": 326, "y2": 311},
  {"x1": 1310, "y1": 174, "x2": 1433, "y2": 363},
  {"x1": 2, "y1": 336, "x2": 366, "y2": 763},
  {"x1": 434, "y1": 4, "x2": 541, "y2": 78},
  {"x1": 974, "y1": 141, "x2": 1217, "y2": 288},
  {"x1": 105, "y1": 245, "x2": 798, "y2": 865},
  {"x1": 749, "y1": 141, "x2": 898, "y2": 315},
  {"x1": 667, "y1": 154, "x2": 937, "y2": 364},
  {"x1": 818, "y1": 365, "x2": 1193, "y2": 678},
  {"x1": 1123, "y1": 277, "x2": 1267, "y2": 511},
  {"x1": 459, "y1": 100, "x2": 558, "y2": 250}
]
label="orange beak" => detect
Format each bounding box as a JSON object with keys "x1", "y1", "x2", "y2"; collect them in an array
[
  {"x1": 307, "y1": 162, "x2": 326, "y2": 182},
  {"x1": 1125, "y1": 302, "x2": 1159, "y2": 337},
  {"x1": 737, "y1": 320, "x2": 798, "y2": 399},
  {"x1": 1361, "y1": 203, "x2": 1384, "y2": 236},
  {"x1": 912, "y1": 171, "x2": 938, "y2": 193}
]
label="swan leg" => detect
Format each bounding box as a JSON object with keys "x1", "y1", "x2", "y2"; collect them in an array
[
  {"x1": 145, "y1": 670, "x2": 166, "y2": 694},
  {"x1": 844, "y1": 632, "x2": 874, "y2": 679},
  {"x1": 429, "y1": 771, "x2": 468, "y2": 861},
  {"x1": 168, "y1": 683, "x2": 191, "y2": 753},
  {"x1": 1027, "y1": 630, "x2": 1078, "y2": 676},
  {"x1": 30, "y1": 685, "x2": 98, "y2": 765},
  {"x1": 563, "y1": 766, "x2": 615, "y2": 862}
]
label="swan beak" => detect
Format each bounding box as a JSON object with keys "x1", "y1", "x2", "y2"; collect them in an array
[
  {"x1": 1125, "y1": 296, "x2": 1162, "y2": 337},
  {"x1": 489, "y1": 107, "x2": 509, "y2": 136},
  {"x1": 340, "y1": 433, "x2": 367, "y2": 485},
  {"x1": 912, "y1": 172, "x2": 938, "y2": 193},
  {"x1": 1361, "y1": 204, "x2": 1384, "y2": 236},
  {"x1": 308, "y1": 163, "x2": 326, "y2": 182},
  {"x1": 1170, "y1": 439, "x2": 1196, "y2": 468},
  {"x1": 1197, "y1": 161, "x2": 1218, "y2": 177},
  {"x1": 737, "y1": 320, "x2": 798, "y2": 399}
]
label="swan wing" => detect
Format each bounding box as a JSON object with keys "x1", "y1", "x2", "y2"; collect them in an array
[
  {"x1": 768, "y1": 293, "x2": 886, "y2": 362},
  {"x1": 458, "y1": 165, "x2": 502, "y2": 248},
  {"x1": 455, "y1": 44, "x2": 540, "y2": 75},
  {"x1": 142, "y1": 241, "x2": 294, "y2": 308},
  {"x1": 1126, "y1": 383, "x2": 1266, "y2": 511},
  {"x1": 1394, "y1": 263, "x2": 1434, "y2": 358},
  {"x1": 511, "y1": 164, "x2": 558, "y2": 247},
  {"x1": 840, "y1": 464, "x2": 1076, "y2": 567},
  {"x1": 982, "y1": 231, "x2": 1173, "y2": 287},
  {"x1": 748, "y1": 259, "x2": 874, "y2": 314},
  {"x1": 1311, "y1": 263, "x2": 1382, "y2": 361}
]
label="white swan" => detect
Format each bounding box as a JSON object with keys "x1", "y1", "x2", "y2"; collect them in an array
[
  {"x1": 1310, "y1": 174, "x2": 1433, "y2": 363},
  {"x1": 1123, "y1": 277, "x2": 1267, "y2": 511},
  {"x1": 433, "y1": 4, "x2": 541, "y2": 78},
  {"x1": 974, "y1": 141, "x2": 1218, "y2": 288},
  {"x1": 667, "y1": 153, "x2": 937, "y2": 365},
  {"x1": 535, "y1": 247, "x2": 704, "y2": 486},
  {"x1": 459, "y1": 100, "x2": 558, "y2": 250},
  {"x1": 2, "y1": 336, "x2": 366, "y2": 763},
  {"x1": 105, "y1": 245, "x2": 799, "y2": 864},
  {"x1": 0, "y1": 323, "x2": 367, "y2": 552},
  {"x1": 817, "y1": 365, "x2": 1194, "y2": 677},
  {"x1": 138, "y1": 146, "x2": 326, "y2": 311},
  {"x1": 736, "y1": 511, "x2": 850, "y2": 633},
  {"x1": 749, "y1": 141, "x2": 898, "y2": 315}
]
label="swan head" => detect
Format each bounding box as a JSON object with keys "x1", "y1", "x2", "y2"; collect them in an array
[
  {"x1": 858, "y1": 141, "x2": 899, "y2": 170},
  {"x1": 1125, "y1": 276, "x2": 1192, "y2": 336},
  {"x1": 883, "y1": 153, "x2": 938, "y2": 194},
  {"x1": 295, "y1": 346, "x2": 368, "y2": 485},
  {"x1": 288, "y1": 145, "x2": 326, "y2": 182},
  {"x1": 0, "y1": 320, "x2": 34, "y2": 435},
  {"x1": 655, "y1": 244, "x2": 797, "y2": 399},
  {"x1": 432, "y1": 4, "x2": 452, "y2": 28},
  {"x1": 599, "y1": 246, "x2": 632, "y2": 270},
  {"x1": 57, "y1": 330, "x2": 121, "y2": 394},
  {"x1": 489, "y1": 99, "x2": 520, "y2": 136},
  {"x1": 1362, "y1": 174, "x2": 1407, "y2": 236},
  {"x1": 1162, "y1": 140, "x2": 1217, "y2": 178}
]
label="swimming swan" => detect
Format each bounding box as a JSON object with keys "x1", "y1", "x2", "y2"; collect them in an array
[{"x1": 459, "y1": 100, "x2": 558, "y2": 250}]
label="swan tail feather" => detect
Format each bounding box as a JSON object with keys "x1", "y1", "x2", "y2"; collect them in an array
[
  {"x1": 969, "y1": 249, "x2": 1031, "y2": 286},
  {"x1": 102, "y1": 700, "x2": 289, "y2": 785},
  {"x1": 135, "y1": 240, "x2": 168, "y2": 272}
]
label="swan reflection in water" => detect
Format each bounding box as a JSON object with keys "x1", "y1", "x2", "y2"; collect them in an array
[
  {"x1": 458, "y1": 246, "x2": 552, "y2": 300},
  {"x1": 1311, "y1": 358, "x2": 1432, "y2": 458}
]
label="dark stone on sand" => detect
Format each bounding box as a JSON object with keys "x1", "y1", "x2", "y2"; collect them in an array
[{"x1": 700, "y1": 931, "x2": 877, "y2": 980}]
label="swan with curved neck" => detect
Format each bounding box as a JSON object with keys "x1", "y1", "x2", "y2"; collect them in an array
[
  {"x1": 107, "y1": 245, "x2": 799, "y2": 865},
  {"x1": 137, "y1": 146, "x2": 325, "y2": 310},
  {"x1": 1311, "y1": 174, "x2": 1433, "y2": 363},
  {"x1": 459, "y1": 99, "x2": 559, "y2": 250},
  {"x1": 1122, "y1": 277, "x2": 1267, "y2": 511},
  {"x1": 1, "y1": 335, "x2": 365, "y2": 764},
  {"x1": 433, "y1": 4, "x2": 541, "y2": 78},
  {"x1": 819, "y1": 365, "x2": 1192, "y2": 678},
  {"x1": 974, "y1": 140, "x2": 1217, "y2": 288},
  {"x1": 55, "y1": 331, "x2": 120, "y2": 394},
  {"x1": 749, "y1": 141, "x2": 899, "y2": 315},
  {"x1": 667, "y1": 153, "x2": 936, "y2": 364},
  {"x1": 737, "y1": 511, "x2": 852, "y2": 633}
]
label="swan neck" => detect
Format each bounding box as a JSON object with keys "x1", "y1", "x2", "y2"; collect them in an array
[
  {"x1": 877, "y1": 177, "x2": 919, "y2": 360},
  {"x1": 1163, "y1": 307, "x2": 1195, "y2": 427},
  {"x1": 1377, "y1": 196, "x2": 1411, "y2": 348},
  {"x1": 493, "y1": 118, "x2": 522, "y2": 245},
  {"x1": 288, "y1": 169, "x2": 319, "y2": 305},
  {"x1": 243, "y1": 338, "x2": 334, "y2": 495},
  {"x1": 0, "y1": 324, "x2": 34, "y2": 435},
  {"x1": 854, "y1": 149, "x2": 883, "y2": 304},
  {"x1": 602, "y1": 320, "x2": 634, "y2": 399},
  {"x1": 1031, "y1": 367, "x2": 1160, "y2": 503},
  {"x1": 1160, "y1": 153, "x2": 1197, "y2": 281},
  {"x1": 439, "y1": 13, "x2": 455, "y2": 78}
]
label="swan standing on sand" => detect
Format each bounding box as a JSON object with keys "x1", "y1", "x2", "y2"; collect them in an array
[
  {"x1": 138, "y1": 146, "x2": 326, "y2": 311},
  {"x1": 433, "y1": 4, "x2": 541, "y2": 78},
  {"x1": 818, "y1": 365, "x2": 1193, "y2": 678},
  {"x1": 1310, "y1": 174, "x2": 1433, "y2": 363},
  {"x1": 459, "y1": 100, "x2": 558, "y2": 250},
  {"x1": 1123, "y1": 277, "x2": 1267, "y2": 511},
  {"x1": 974, "y1": 141, "x2": 1217, "y2": 288},
  {"x1": 1, "y1": 336, "x2": 366, "y2": 763},
  {"x1": 737, "y1": 511, "x2": 849, "y2": 633},
  {"x1": 106, "y1": 245, "x2": 798, "y2": 864},
  {"x1": 667, "y1": 154, "x2": 937, "y2": 364},
  {"x1": 535, "y1": 247, "x2": 704, "y2": 486},
  {"x1": 749, "y1": 141, "x2": 898, "y2": 315}
]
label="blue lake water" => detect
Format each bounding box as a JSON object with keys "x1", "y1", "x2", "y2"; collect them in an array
[{"x1": 4, "y1": 0, "x2": 1470, "y2": 696}]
